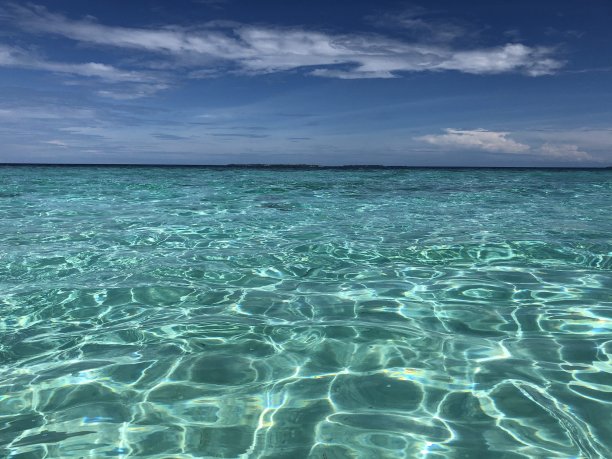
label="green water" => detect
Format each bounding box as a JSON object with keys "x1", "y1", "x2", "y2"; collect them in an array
[{"x1": 0, "y1": 166, "x2": 611, "y2": 458}]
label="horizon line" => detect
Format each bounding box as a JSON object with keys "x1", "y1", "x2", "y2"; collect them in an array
[{"x1": 0, "y1": 163, "x2": 610, "y2": 170}]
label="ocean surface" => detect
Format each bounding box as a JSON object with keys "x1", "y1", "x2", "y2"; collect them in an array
[{"x1": 0, "y1": 166, "x2": 611, "y2": 459}]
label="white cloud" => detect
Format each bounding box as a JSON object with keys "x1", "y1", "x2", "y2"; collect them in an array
[
  {"x1": 433, "y1": 44, "x2": 563, "y2": 76},
  {"x1": 43, "y1": 139, "x2": 68, "y2": 147},
  {"x1": 0, "y1": 42, "x2": 168, "y2": 98},
  {"x1": 0, "y1": 105, "x2": 96, "y2": 120},
  {"x1": 40, "y1": 62, "x2": 149, "y2": 82},
  {"x1": 96, "y1": 83, "x2": 171, "y2": 100},
  {"x1": 416, "y1": 129, "x2": 530, "y2": 153},
  {"x1": 3, "y1": 4, "x2": 564, "y2": 79},
  {"x1": 0, "y1": 44, "x2": 153, "y2": 83},
  {"x1": 526, "y1": 127, "x2": 612, "y2": 151},
  {"x1": 310, "y1": 68, "x2": 397, "y2": 79},
  {"x1": 539, "y1": 143, "x2": 593, "y2": 161},
  {"x1": 417, "y1": 129, "x2": 603, "y2": 163}
]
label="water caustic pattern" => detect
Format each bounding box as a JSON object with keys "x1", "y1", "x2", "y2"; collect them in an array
[{"x1": 0, "y1": 166, "x2": 611, "y2": 459}]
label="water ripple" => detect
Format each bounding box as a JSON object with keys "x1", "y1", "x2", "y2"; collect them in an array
[{"x1": 0, "y1": 167, "x2": 610, "y2": 458}]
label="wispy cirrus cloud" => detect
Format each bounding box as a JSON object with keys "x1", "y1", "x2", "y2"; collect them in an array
[
  {"x1": 96, "y1": 83, "x2": 170, "y2": 100},
  {"x1": 0, "y1": 42, "x2": 168, "y2": 99},
  {"x1": 0, "y1": 44, "x2": 152, "y2": 83},
  {"x1": 3, "y1": 3, "x2": 564, "y2": 80},
  {"x1": 42, "y1": 139, "x2": 68, "y2": 147},
  {"x1": 366, "y1": 5, "x2": 477, "y2": 44}
]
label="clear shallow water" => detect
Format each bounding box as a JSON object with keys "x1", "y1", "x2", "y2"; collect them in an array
[{"x1": 0, "y1": 166, "x2": 611, "y2": 459}]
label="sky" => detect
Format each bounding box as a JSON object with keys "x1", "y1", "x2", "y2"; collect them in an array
[{"x1": 0, "y1": 0, "x2": 611, "y2": 166}]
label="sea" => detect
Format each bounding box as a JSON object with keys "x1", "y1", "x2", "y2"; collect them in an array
[{"x1": 0, "y1": 166, "x2": 611, "y2": 458}]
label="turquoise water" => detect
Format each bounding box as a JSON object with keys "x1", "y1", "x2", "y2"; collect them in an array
[{"x1": 0, "y1": 166, "x2": 611, "y2": 459}]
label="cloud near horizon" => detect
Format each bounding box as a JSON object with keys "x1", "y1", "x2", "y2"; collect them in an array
[
  {"x1": 417, "y1": 129, "x2": 530, "y2": 154},
  {"x1": 417, "y1": 129, "x2": 596, "y2": 162},
  {"x1": 0, "y1": 3, "x2": 564, "y2": 89},
  {"x1": 539, "y1": 143, "x2": 593, "y2": 161}
]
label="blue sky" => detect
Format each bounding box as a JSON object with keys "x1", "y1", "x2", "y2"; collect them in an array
[{"x1": 0, "y1": 0, "x2": 610, "y2": 166}]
